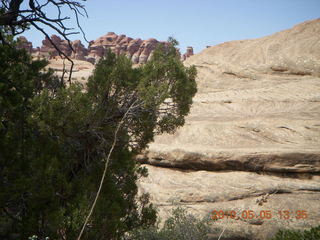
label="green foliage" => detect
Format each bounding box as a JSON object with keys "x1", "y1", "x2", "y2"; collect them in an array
[
  {"x1": 139, "y1": 39, "x2": 197, "y2": 135},
  {"x1": 271, "y1": 225, "x2": 320, "y2": 240},
  {"x1": 127, "y1": 208, "x2": 211, "y2": 240},
  {"x1": 0, "y1": 37, "x2": 197, "y2": 240},
  {"x1": 87, "y1": 41, "x2": 197, "y2": 152},
  {"x1": 0, "y1": 44, "x2": 67, "y2": 240}
]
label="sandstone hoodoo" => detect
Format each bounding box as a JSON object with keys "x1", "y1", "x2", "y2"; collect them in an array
[
  {"x1": 182, "y1": 46, "x2": 194, "y2": 60},
  {"x1": 16, "y1": 36, "x2": 33, "y2": 54},
  {"x1": 70, "y1": 40, "x2": 88, "y2": 60},
  {"x1": 38, "y1": 35, "x2": 88, "y2": 60},
  {"x1": 87, "y1": 32, "x2": 167, "y2": 64},
  {"x1": 21, "y1": 32, "x2": 194, "y2": 64},
  {"x1": 137, "y1": 19, "x2": 320, "y2": 240}
]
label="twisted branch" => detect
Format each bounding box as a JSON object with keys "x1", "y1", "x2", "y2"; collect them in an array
[{"x1": 0, "y1": 0, "x2": 88, "y2": 84}]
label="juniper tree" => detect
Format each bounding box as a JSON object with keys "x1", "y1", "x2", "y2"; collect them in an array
[{"x1": 0, "y1": 38, "x2": 197, "y2": 240}]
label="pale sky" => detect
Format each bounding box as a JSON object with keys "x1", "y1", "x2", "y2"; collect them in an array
[{"x1": 21, "y1": 0, "x2": 320, "y2": 53}]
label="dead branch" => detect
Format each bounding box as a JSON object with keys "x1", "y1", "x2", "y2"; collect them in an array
[
  {"x1": 0, "y1": 0, "x2": 88, "y2": 84},
  {"x1": 77, "y1": 100, "x2": 138, "y2": 240}
]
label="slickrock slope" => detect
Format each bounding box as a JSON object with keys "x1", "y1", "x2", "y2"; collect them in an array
[
  {"x1": 138, "y1": 19, "x2": 320, "y2": 239},
  {"x1": 139, "y1": 19, "x2": 320, "y2": 173},
  {"x1": 46, "y1": 58, "x2": 94, "y2": 84}
]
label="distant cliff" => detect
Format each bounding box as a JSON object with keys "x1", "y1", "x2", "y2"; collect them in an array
[{"x1": 17, "y1": 33, "x2": 194, "y2": 64}]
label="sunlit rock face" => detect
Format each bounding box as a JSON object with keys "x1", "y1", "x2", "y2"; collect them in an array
[{"x1": 137, "y1": 19, "x2": 320, "y2": 240}]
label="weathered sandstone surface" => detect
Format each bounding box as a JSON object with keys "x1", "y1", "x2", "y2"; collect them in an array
[
  {"x1": 138, "y1": 19, "x2": 320, "y2": 239},
  {"x1": 139, "y1": 165, "x2": 320, "y2": 240},
  {"x1": 46, "y1": 58, "x2": 94, "y2": 84},
  {"x1": 138, "y1": 19, "x2": 320, "y2": 172}
]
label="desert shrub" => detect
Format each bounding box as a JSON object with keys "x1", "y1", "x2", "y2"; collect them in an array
[
  {"x1": 126, "y1": 208, "x2": 211, "y2": 240},
  {"x1": 271, "y1": 225, "x2": 320, "y2": 240}
]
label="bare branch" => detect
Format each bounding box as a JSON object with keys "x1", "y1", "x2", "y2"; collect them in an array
[
  {"x1": 30, "y1": 21, "x2": 74, "y2": 84},
  {"x1": 77, "y1": 100, "x2": 138, "y2": 240},
  {"x1": 0, "y1": 0, "x2": 88, "y2": 84}
]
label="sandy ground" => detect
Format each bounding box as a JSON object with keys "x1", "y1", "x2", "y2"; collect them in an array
[{"x1": 46, "y1": 58, "x2": 94, "y2": 85}]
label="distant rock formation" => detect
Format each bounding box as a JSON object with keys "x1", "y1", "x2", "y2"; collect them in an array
[
  {"x1": 39, "y1": 35, "x2": 87, "y2": 60},
  {"x1": 86, "y1": 32, "x2": 169, "y2": 64},
  {"x1": 19, "y1": 33, "x2": 194, "y2": 64},
  {"x1": 182, "y1": 46, "x2": 194, "y2": 60},
  {"x1": 16, "y1": 36, "x2": 33, "y2": 54},
  {"x1": 71, "y1": 40, "x2": 88, "y2": 60}
]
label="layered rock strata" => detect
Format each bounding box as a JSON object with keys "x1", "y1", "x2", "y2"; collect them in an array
[
  {"x1": 140, "y1": 18, "x2": 320, "y2": 173},
  {"x1": 137, "y1": 19, "x2": 320, "y2": 240}
]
